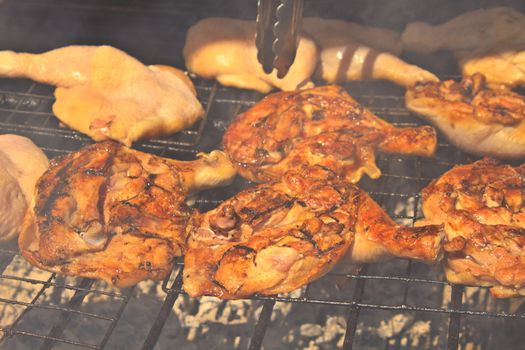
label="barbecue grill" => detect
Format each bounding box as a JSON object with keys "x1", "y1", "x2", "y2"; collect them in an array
[{"x1": 1, "y1": 0, "x2": 525, "y2": 349}]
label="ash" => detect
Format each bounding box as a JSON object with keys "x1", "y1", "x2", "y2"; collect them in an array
[{"x1": 0, "y1": 246, "x2": 523, "y2": 350}]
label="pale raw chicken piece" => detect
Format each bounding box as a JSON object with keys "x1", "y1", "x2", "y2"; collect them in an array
[
  {"x1": 19, "y1": 141, "x2": 236, "y2": 287},
  {"x1": 0, "y1": 45, "x2": 204, "y2": 146},
  {"x1": 401, "y1": 7, "x2": 525, "y2": 88},
  {"x1": 0, "y1": 168, "x2": 26, "y2": 242},
  {"x1": 183, "y1": 18, "x2": 318, "y2": 93},
  {"x1": 0, "y1": 134, "x2": 48, "y2": 241},
  {"x1": 401, "y1": 7, "x2": 525, "y2": 55},
  {"x1": 302, "y1": 17, "x2": 402, "y2": 55},
  {"x1": 460, "y1": 49, "x2": 525, "y2": 89},
  {"x1": 302, "y1": 18, "x2": 438, "y2": 87}
]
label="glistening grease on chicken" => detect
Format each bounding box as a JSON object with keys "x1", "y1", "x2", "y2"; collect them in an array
[
  {"x1": 19, "y1": 142, "x2": 236, "y2": 287},
  {"x1": 223, "y1": 85, "x2": 437, "y2": 183},
  {"x1": 420, "y1": 159, "x2": 525, "y2": 298},
  {"x1": 184, "y1": 166, "x2": 443, "y2": 299},
  {"x1": 406, "y1": 73, "x2": 525, "y2": 159}
]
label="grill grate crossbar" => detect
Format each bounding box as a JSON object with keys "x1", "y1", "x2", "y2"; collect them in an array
[{"x1": 140, "y1": 269, "x2": 184, "y2": 350}]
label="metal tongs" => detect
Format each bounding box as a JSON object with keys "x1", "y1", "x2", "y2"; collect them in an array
[{"x1": 256, "y1": 0, "x2": 304, "y2": 78}]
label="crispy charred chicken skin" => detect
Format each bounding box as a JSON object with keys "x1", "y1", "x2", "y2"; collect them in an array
[
  {"x1": 19, "y1": 141, "x2": 236, "y2": 287},
  {"x1": 223, "y1": 85, "x2": 437, "y2": 183},
  {"x1": 420, "y1": 158, "x2": 525, "y2": 298},
  {"x1": 406, "y1": 74, "x2": 525, "y2": 159},
  {"x1": 184, "y1": 166, "x2": 443, "y2": 299}
]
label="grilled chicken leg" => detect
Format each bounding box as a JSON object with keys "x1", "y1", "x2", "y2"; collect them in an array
[
  {"x1": 0, "y1": 45, "x2": 204, "y2": 146},
  {"x1": 420, "y1": 159, "x2": 525, "y2": 298},
  {"x1": 406, "y1": 73, "x2": 525, "y2": 159},
  {"x1": 19, "y1": 142, "x2": 236, "y2": 287},
  {"x1": 223, "y1": 85, "x2": 437, "y2": 183},
  {"x1": 184, "y1": 166, "x2": 443, "y2": 299}
]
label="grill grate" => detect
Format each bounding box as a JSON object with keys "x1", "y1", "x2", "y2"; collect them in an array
[
  {"x1": 0, "y1": 247, "x2": 134, "y2": 350},
  {"x1": 1, "y1": 0, "x2": 525, "y2": 349}
]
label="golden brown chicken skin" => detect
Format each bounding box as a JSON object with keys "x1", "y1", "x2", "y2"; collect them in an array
[
  {"x1": 406, "y1": 73, "x2": 525, "y2": 159},
  {"x1": 184, "y1": 166, "x2": 443, "y2": 299},
  {"x1": 223, "y1": 85, "x2": 437, "y2": 183},
  {"x1": 420, "y1": 158, "x2": 525, "y2": 298},
  {"x1": 19, "y1": 141, "x2": 236, "y2": 287}
]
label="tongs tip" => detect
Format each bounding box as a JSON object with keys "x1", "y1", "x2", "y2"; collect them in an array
[{"x1": 256, "y1": 0, "x2": 304, "y2": 79}]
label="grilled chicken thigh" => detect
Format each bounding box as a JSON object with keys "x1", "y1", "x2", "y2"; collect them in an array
[
  {"x1": 0, "y1": 135, "x2": 48, "y2": 241},
  {"x1": 420, "y1": 159, "x2": 525, "y2": 298},
  {"x1": 303, "y1": 18, "x2": 438, "y2": 87},
  {"x1": 19, "y1": 142, "x2": 236, "y2": 287},
  {"x1": 223, "y1": 85, "x2": 437, "y2": 183},
  {"x1": 184, "y1": 166, "x2": 443, "y2": 299},
  {"x1": 183, "y1": 18, "x2": 318, "y2": 93},
  {"x1": 406, "y1": 74, "x2": 525, "y2": 159},
  {"x1": 0, "y1": 45, "x2": 204, "y2": 146}
]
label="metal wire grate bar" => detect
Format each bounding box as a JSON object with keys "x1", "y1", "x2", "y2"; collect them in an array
[
  {"x1": 247, "y1": 300, "x2": 275, "y2": 350},
  {"x1": 159, "y1": 276, "x2": 525, "y2": 320},
  {"x1": 39, "y1": 279, "x2": 95, "y2": 350},
  {"x1": 0, "y1": 265, "x2": 134, "y2": 349},
  {"x1": 341, "y1": 266, "x2": 368, "y2": 350},
  {"x1": 446, "y1": 286, "x2": 464, "y2": 350},
  {"x1": 140, "y1": 269, "x2": 184, "y2": 350}
]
